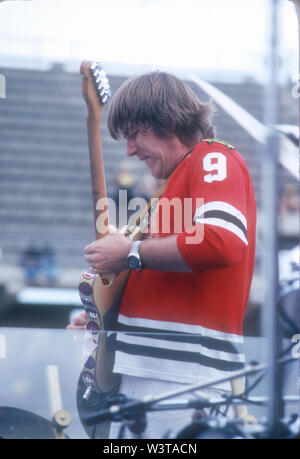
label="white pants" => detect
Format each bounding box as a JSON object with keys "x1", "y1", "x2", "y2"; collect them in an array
[{"x1": 109, "y1": 375, "x2": 231, "y2": 439}]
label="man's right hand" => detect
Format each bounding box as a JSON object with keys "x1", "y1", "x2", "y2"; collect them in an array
[{"x1": 66, "y1": 310, "x2": 87, "y2": 330}]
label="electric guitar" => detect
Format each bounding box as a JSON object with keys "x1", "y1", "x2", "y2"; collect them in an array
[
  {"x1": 76, "y1": 61, "x2": 164, "y2": 437},
  {"x1": 77, "y1": 61, "x2": 120, "y2": 400}
]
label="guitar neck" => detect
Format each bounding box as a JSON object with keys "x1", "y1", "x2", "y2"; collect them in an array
[
  {"x1": 86, "y1": 114, "x2": 109, "y2": 240},
  {"x1": 80, "y1": 60, "x2": 112, "y2": 240}
]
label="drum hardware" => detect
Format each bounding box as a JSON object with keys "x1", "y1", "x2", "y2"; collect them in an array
[{"x1": 46, "y1": 364, "x2": 72, "y2": 439}]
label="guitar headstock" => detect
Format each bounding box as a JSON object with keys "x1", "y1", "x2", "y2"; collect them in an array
[{"x1": 80, "y1": 60, "x2": 111, "y2": 115}]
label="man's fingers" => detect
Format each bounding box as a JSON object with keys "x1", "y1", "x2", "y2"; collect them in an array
[
  {"x1": 108, "y1": 224, "x2": 119, "y2": 233},
  {"x1": 84, "y1": 228, "x2": 120, "y2": 254},
  {"x1": 84, "y1": 243, "x2": 95, "y2": 255},
  {"x1": 66, "y1": 323, "x2": 85, "y2": 330},
  {"x1": 84, "y1": 253, "x2": 96, "y2": 263},
  {"x1": 88, "y1": 266, "x2": 97, "y2": 273},
  {"x1": 71, "y1": 311, "x2": 86, "y2": 325}
]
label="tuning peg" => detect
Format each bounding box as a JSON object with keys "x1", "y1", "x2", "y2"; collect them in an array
[
  {"x1": 90, "y1": 61, "x2": 98, "y2": 71},
  {"x1": 98, "y1": 84, "x2": 110, "y2": 94},
  {"x1": 88, "y1": 61, "x2": 111, "y2": 104},
  {"x1": 92, "y1": 68, "x2": 100, "y2": 78},
  {"x1": 99, "y1": 83, "x2": 110, "y2": 92},
  {"x1": 99, "y1": 88, "x2": 107, "y2": 98},
  {"x1": 95, "y1": 74, "x2": 108, "y2": 85}
]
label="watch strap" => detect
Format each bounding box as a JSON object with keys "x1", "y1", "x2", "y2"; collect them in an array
[{"x1": 128, "y1": 240, "x2": 142, "y2": 256}]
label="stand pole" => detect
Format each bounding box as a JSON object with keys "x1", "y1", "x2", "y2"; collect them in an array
[{"x1": 261, "y1": 0, "x2": 283, "y2": 437}]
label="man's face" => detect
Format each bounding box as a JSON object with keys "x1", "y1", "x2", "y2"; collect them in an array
[{"x1": 125, "y1": 127, "x2": 187, "y2": 180}]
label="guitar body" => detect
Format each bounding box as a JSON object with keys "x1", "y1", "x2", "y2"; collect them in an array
[
  {"x1": 78, "y1": 227, "x2": 143, "y2": 396},
  {"x1": 79, "y1": 270, "x2": 127, "y2": 393},
  {"x1": 77, "y1": 230, "x2": 144, "y2": 439}
]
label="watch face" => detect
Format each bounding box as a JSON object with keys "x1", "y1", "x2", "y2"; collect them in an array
[{"x1": 128, "y1": 254, "x2": 141, "y2": 270}]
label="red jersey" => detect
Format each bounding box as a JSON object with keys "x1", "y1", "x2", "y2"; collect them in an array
[{"x1": 114, "y1": 139, "x2": 256, "y2": 387}]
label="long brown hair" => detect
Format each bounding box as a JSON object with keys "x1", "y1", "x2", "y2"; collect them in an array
[{"x1": 107, "y1": 71, "x2": 215, "y2": 147}]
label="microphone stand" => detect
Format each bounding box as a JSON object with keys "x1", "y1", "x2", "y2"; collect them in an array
[{"x1": 83, "y1": 356, "x2": 296, "y2": 438}]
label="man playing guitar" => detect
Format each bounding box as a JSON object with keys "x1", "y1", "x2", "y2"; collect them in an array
[{"x1": 70, "y1": 70, "x2": 257, "y2": 438}]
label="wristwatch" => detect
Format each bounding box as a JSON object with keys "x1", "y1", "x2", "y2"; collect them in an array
[{"x1": 127, "y1": 241, "x2": 143, "y2": 270}]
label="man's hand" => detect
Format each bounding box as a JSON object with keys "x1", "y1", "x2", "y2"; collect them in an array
[
  {"x1": 66, "y1": 311, "x2": 86, "y2": 330},
  {"x1": 84, "y1": 232, "x2": 132, "y2": 275}
]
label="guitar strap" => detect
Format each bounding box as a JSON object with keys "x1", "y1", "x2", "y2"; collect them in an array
[
  {"x1": 133, "y1": 147, "x2": 193, "y2": 234},
  {"x1": 132, "y1": 180, "x2": 168, "y2": 236}
]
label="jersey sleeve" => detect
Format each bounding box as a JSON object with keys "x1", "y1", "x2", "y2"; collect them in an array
[{"x1": 177, "y1": 141, "x2": 251, "y2": 272}]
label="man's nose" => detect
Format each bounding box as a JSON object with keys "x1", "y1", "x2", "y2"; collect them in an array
[{"x1": 126, "y1": 138, "x2": 138, "y2": 157}]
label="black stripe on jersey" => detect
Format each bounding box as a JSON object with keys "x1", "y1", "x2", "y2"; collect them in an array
[
  {"x1": 197, "y1": 210, "x2": 247, "y2": 238},
  {"x1": 117, "y1": 322, "x2": 244, "y2": 355},
  {"x1": 115, "y1": 340, "x2": 245, "y2": 372}
]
